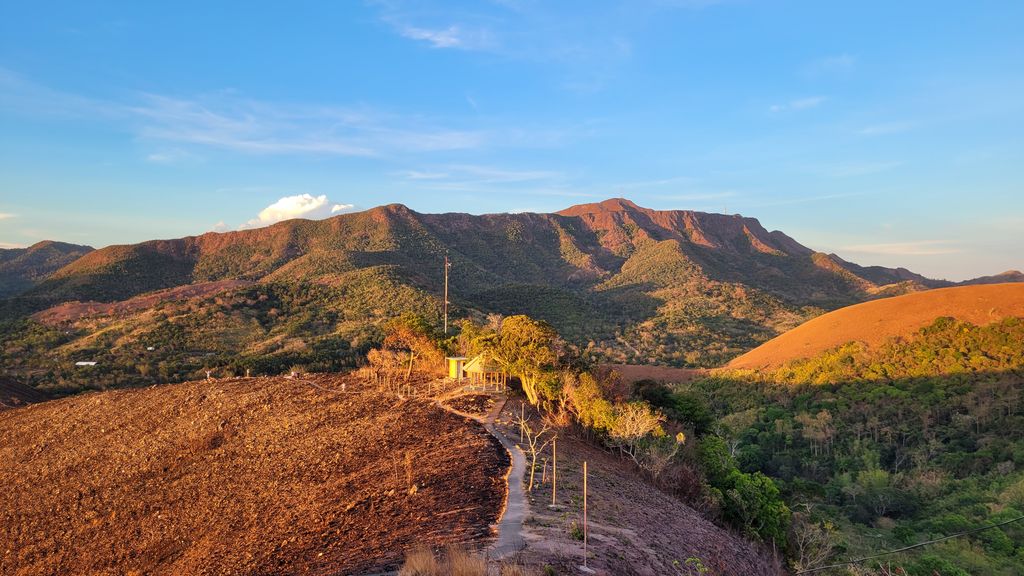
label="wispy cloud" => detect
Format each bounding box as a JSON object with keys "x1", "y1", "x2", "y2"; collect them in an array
[
  {"x1": 374, "y1": 1, "x2": 497, "y2": 51},
  {"x1": 146, "y1": 149, "x2": 202, "y2": 164},
  {"x1": 654, "y1": 191, "x2": 738, "y2": 202},
  {"x1": 745, "y1": 191, "x2": 874, "y2": 208},
  {"x1": 240, "y1": 194, "x2": 356, "y2": 229},
  {"x1": 770, "y1": 96, "x2": 826, "y2": 113},
  {"x1": 805, "y1": 53, "x2": 856, "y2": 76},
  {"x1": 858, "y1": 122, "x2": 911, "y2": 136},
  {"x1": 0, "y1": 212, "x2": 15, "y2": 220},
  {"x1": 399, "y1": 170, "x2": 450, "y2": 180},
  {"x1": 612, "y1": 176, "x2": 697, "y2": 189},
  {"x1": 399, "y1": 163, "x2": 564, "y2": 191},
  {"x1": 396, "y1": 24, "x2": 496, "y2": 50},
  {"x1": 818, "y1": 161, "x2": 904, "y2": 178},
  {"x1": 3, "y1": 69, "x2": 567, "y2": 160},
  {"x1": 0, "y1": 242, "x2": 27, "y2": 249},
  {"x1": 842, "y1": 240, "x2": 963, "y2": 256}
]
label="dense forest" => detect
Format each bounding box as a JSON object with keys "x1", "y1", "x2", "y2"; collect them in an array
[{"x1": 657, "y1": 317, "x2": 1024, "y2": 574}]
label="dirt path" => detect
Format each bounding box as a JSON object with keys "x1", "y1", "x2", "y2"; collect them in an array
[{"x1": 438, "y1": 389, "x2": 528, "y2": 560}]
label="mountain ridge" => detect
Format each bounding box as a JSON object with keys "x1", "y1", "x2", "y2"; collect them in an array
[{"x1": 2, "y1": 199, "x2": 1020, "y2": 387}]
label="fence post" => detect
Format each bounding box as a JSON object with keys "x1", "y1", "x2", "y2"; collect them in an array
[
  {"x1": 583, "y1": 460, "x2": 588, "y2": 569},
  {"x1": 551, "y1": 436, "x2": 557, "y2": 507}
]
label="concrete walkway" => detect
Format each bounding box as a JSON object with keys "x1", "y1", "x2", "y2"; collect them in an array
[{"x1": 437, "y1": 393, "x2": 528, "y2": 560}]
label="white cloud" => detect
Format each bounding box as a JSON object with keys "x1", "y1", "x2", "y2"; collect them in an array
[
  {"x1": 210, "y1": 221, "x2": 229, "y2": 233},
  {"x1": 0, "y1": 242, "x2": 26, "y2": 249},
  {"x1": 398, "y1": 25, "x2": 465, "y2": 48},
  {"x1": 842, "y1": 240, "x2": 963, "y2": 256},
  {"x1": 0, "y1": 212, "x2": 15, "y2": 220},
  {"x1": 770, "y1": 96, "x2": 826, "y2": 113},
  {"x1": 240, "y1": 194, "x2": 356, "y2": 229},
  {"x1": 374, "y1": 1, "x2": 497, "y2": 51}
]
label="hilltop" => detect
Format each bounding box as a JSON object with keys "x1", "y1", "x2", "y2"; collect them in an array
[
  {"x1": 728, "y1": 282, "x2": 1024, "y2": 370},
  {"x1": 0, "y1": 241, "x2": 94, "y2": 298}
]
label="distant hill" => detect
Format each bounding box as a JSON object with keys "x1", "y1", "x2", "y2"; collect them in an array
[
  {"x1": 727, "y1": 283, "x2": 1024, "y2": 370},
  {"x1": 2, "y1": 199, "x2": 1020, "y2": 389},
  {"x1": 961, "y1": 269, "x2": 1024, "y2": 285},
  {"x1": 0, "y1": 241, "x2": 93, "y2": 298}
]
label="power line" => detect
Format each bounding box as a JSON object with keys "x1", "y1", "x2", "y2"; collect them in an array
[{"x1": 795, "y1": 514, "x2": 1024, "y2": 574}]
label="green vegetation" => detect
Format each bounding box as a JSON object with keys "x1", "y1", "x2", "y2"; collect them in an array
[
  {"x1": 5, "y1": 201, "x2": 899, "y2": 382},
  {"x1": 668, "y1": 317, "x2": 1024, "y2": 574},
  {"x1": 0, "y1": 278, "x2": 441, "y2": 393}
]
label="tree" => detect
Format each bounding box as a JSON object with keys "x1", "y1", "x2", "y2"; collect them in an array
[
  {"x1": 563, "y1": 371, "x2": 615, "y2": 431},
  {"x1": 491, "y1": 315, "x2": 560, "y2": 405},
  {"x1": 515, "y1": 410, "x2": 554, "y2": 491},
  {"x1": 383, "y1": 313, "x2": 445, "y2": 380},
  {"x1": 789, "y1": 510, "x2": 838, "y2": 572},
  {"x1": 716, "y1": 407, "x2": 759, "y2": 457},
  {"x1": 609, "y1": 401, "x2": 666, "y2": 466}
]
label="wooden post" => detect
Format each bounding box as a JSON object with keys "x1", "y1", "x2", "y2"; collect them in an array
[
  {"x1": 520, "y1": 403, "x2": 525, "y2": 443},
  {"x1": 551, "y1": 436, "x2": 557, "y2": 507},
  {"x1": 542, "y1": 458, "x2": 547, "y2": 485},
  {"x1": 583, "y1": 460, "x2": 588, "y2": 569}
]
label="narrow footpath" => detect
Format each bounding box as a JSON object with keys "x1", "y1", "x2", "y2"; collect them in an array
[{"x1": 437, "y1": 391, "x2": 528, "y2": 560}]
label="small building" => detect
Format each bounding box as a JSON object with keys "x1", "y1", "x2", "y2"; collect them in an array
[
  {"x1": 462, "y1": 353, "x2": 508, "y2": 387},
  {"x1": 446, "y1": 357, "x2": 468, "y2": 380},
  {"x1": 74, "y1": 361, "x2": 97, "y2": 367}
]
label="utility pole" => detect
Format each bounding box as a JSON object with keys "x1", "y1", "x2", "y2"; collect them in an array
[{"x1": 443, "y1": 252, "x2": 451, "y2": 334}]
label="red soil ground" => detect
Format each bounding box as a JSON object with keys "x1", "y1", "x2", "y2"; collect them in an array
[
  {"x1": 728, "y1": 283, "x2": 1024, "y2": 370},
  {"x1": 604, "y1": 363, "x2": 705, "y2": 385},
  {"x1": 0, "y1": 374, "x2": 509, "y2": 575}
]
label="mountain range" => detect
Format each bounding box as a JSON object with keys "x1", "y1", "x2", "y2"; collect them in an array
[{"x1": 1, "y1": 198, "x2": 1019, "y2": 389}]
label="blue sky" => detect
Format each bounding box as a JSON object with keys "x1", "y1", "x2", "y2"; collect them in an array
[{"x1": 0, "y1": 1, "x2": 1021, "y2": 280}]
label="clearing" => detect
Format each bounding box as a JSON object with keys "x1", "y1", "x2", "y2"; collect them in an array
[{"x1": 0, "y1": 374, "x2": 509, "y2": 575}]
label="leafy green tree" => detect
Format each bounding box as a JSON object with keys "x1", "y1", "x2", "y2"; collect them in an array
[{"x1": 492, "y1": 315, "x2": 561, "y2": 405}]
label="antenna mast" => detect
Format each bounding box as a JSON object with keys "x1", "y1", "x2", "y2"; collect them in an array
[{"x1": 444, "y1": 252, "x2": 451, "y2": 334}]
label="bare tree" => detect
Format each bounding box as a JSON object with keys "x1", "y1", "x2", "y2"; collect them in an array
[
  {"x1": 515, "y1": 413, "x2": 554, "y2": 491},
  {"x1": 790, "y1": 510, "x2": 837, "y2": 572},
  {"x1": 608, "y1": 401, "x2": 664, "y2": 466}
]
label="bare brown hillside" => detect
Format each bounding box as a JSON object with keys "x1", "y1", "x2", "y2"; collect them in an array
[
  {"x1": 493, "y1": 400, "x2": 782, "y2": 576},
  {"x1": 0, "y1": 374, "x2": 509, "y2": 575},
  {"x1": 728, "y1": 283, "x2": 1024, "y2": 370}
]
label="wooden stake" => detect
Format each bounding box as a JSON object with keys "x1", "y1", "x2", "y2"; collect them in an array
[
  {"x1": 583, "y1": 460, "x2": 588, "y2": 568},
  {"x1": 551, "y1": 436, "x2": 557, "y2": 507},
  {"x1": 542, "y1": 458, "x2": 547, "y2": 485},
  {"x1": 519, "y1": 403, "x2": 525, "y2": 442}
]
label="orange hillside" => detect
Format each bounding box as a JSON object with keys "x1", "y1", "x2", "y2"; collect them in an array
[{"x1": 727, "y1": 283, "x2": 1024, "y2": 371}]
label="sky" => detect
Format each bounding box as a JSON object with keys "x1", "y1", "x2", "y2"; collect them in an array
[{"x1": 0, "y1": 1, "x2": 1021, "y2": 281}]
